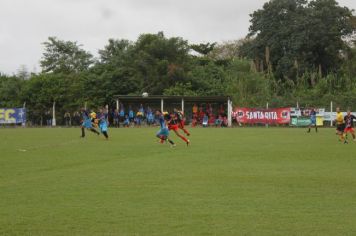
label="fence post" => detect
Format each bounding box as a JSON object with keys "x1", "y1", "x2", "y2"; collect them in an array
[
  {"x1": 22, "y1": 102, "x2": 26, "y2": 127},
  {"x1": 227, "y1": 97, "x2": 232, "y2": 127},
  {"x1": 181, "y1": 98, "x2": 185, "y2": 114},
  {"x1": 266, "y1": 102, "x2": 269, "y2": 128},
  {"x1": 330, "y1": 101, "x2": 333, "y2": 127},
  {"x1": 52, "y1": 101, "x2": 56, "y2": 127}
]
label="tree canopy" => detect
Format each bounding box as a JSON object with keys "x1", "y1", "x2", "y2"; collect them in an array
[
  {"x1": 40, "y1": 37, "x2": 94, "y2": 74},
  {"x1": 241, "y1": 0, "x2": 355, "y2": 80}
]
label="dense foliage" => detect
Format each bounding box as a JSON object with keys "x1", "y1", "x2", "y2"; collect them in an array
[{"x1": 0, "y1": 0, "x2": 355, "y2": 124}]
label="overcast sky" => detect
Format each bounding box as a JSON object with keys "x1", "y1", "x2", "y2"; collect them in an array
[{"x1": 0, "y1": 0, "x2": 355, "y2": 75}]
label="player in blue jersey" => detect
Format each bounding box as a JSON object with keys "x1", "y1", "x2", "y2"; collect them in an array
[
  {"x1": 307, "y1": 108, "x2": 317, "y2": 133},
  {"x1": 80, "y1": 108, "x2": 100, "y2": 138},
  {"x1": 97, "y1": 108, "x2": 109, "y2": 140},
  {"x1": 156, "y1": 110, "x2": 175, "y2": 147}
]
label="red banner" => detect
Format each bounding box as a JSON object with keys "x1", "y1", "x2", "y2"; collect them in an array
[{"x1": 233, "y1": 107, "x2": 291, "y2": 124}]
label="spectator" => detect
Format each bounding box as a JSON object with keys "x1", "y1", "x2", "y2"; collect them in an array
[
  {"x1": 119, "y1": 105, "x2": 125, "y2": 123},
  {"x1": 192, "y1": 104, "x2": 198, "y2": 116},
  {"x1": 191, "y1": 115, "x2": 197, "y2": 127},
  {"x1": 207, "y1": 103, "x2": 213, "y2": 115},
  {"x1": 147, "y1": 110, "x2": 154, "y2": 126},
  {"x1": 128, "y1": 106, "x2": 134, "y2": 123},
  {"x1": 64, "y1": 111, "x2": 71, "y2": 127},
  {"x1": 113, "y1": 109, "x2": 120, "y2": 128},
  {"x1": 219, "y1": 104, "x2": 225, "y2": 116},
  {"x1": 123, "y1": 115, "x2": 130, "y2": 127},
  {"x1": 222, "y1": 116, "x2": 228, "y2": 127},
  {"x1": 136, "y1": 110, "x2": 143, "y2": 127},
  {"x1": 139, "y1": 104, "x2": 145, "y2": 122},
  {"x1": 73, "y1": 111, "x2": 81, "y2": 126},
  {"x1": 215, "y1": 115, "x2": 222, "y2": 127},
  {"x1": 199, "y1": 105, "x2": 205, "y2": 124},
  {"x1": 146, "y1": 106, "x2": 152, "y2": 119},
  {"x1": 202, "y1": 113, "x2": 209, "y2": 127},
  {"x1": 46, "y1": 110, "x2": 52, "y2": 126}
]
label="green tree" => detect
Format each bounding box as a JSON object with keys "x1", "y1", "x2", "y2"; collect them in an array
[
  {"x1": 243, "y1": 0, "x2": 355, "y2": 80},
  {"x1": 94, "y1": 39, "x2": 139, "y2": 102},
  {"x1": 131, "y1": 32, "x2": 191, "y2": 94},
  {"x1": 0, "y1": 74, "x2": 24, "y2": 107},
  {"x1": 40, "y1": 37, "x2": 94, "y2": 74},
  {"x1": 98, "y1": 39, "x2": 132, "y2": 64},
  {"x1": 190, "y1": 43, "x2": 216, "y2": 55}
]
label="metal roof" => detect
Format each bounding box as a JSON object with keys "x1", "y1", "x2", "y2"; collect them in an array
[{"x1": 114, "y1": 95, "x2": 230, "y2": 102}]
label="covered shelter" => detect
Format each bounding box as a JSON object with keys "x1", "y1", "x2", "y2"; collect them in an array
[{"x1": 113, "y1": 95, "x2": 233, "y2": 126}]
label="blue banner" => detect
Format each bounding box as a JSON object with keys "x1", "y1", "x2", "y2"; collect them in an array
[{"x1": 0, "y1": 108, "x2": 26, "y2": 124}]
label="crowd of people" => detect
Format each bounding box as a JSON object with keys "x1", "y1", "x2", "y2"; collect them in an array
[
  {"x1": 59, "y1": 103, "x2": 228, "y2": 128},
  {"x1": 110, "y1": 104, "x2": 155, "y2": 128},
  {"x1": 191, "y1": 103, "x2": 228, "y2": 127}
]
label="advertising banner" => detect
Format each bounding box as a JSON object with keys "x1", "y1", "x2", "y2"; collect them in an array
[
  {"x1": 0, "y1": 108, "x2": 26, "y2": 124},
  {"x1": 290, "y1": 117, "x2": 323, "y2": 126},
  {"x1": 290, "y1": 108, "x2": 325, "y2": 126},
  {"x1": 233, "y1": 107, "x2": 291, "y2": 124}
]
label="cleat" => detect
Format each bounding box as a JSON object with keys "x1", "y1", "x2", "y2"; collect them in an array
[
  {"x1": 344, "y1": 140, "x2": 348, "y2": 144},
  {"x1": 171, "y1": 144, "x2": 176, "y2": 148}
]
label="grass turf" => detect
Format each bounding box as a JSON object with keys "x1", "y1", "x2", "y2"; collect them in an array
[{"x1": 0, "y1": 127, "x2": 356, "y2": 235}]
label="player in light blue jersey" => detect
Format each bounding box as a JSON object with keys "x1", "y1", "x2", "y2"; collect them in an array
[
  {"x1": 80, "y1": 108, "x2": 100, "y2": 138},
  {"x1": 97, "y1": 108, "x2": 109, "y2": 140},
  {"x1": 155, "y1": 110, "x2": 175, "y2": 147},
  {"x1": 307, "y1": 108, "x2": 317, "y2": 133}
]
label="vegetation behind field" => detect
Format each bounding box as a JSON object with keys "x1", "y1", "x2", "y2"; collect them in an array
[{"x1": 0, "y1": 0, "x2": 355, "y2": 123}]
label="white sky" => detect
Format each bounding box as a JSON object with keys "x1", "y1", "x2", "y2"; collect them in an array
[{"x1": 0, "y1": 0, "x2": 355, "y2": 75}]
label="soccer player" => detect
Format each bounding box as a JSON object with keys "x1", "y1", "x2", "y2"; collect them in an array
[
  {"x1": 167, "y1": 111, "x2": 190, "y2": 146},
  {"x1": 80, "y1": 108, "x2": 100, "y2": 138},
  {"x1": 174, "y1": 108, "x2": 190, "y2": 136},
  {"x1": 335, "y1": 107, "x2": 347, "y2": 144},
  {"x1": 90, "y1": 111, "x2": 98, "y2": 128},
  {"x1": 155, "y1": 110, "x2": 175, "y2": 147},
  {"x1": 307, "y1": 108, "x2": 317, "y2": 133},
  {"x1": 97, "y1": 108, "x2": 109, "y2": 140},
  {"x1": 344, "y1": 109, "x2": 356, "y2": 141}
]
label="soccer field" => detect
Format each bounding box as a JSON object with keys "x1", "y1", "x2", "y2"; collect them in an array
[{"x1": 0, "y1": 127, "x2": 356, "y2": 235}]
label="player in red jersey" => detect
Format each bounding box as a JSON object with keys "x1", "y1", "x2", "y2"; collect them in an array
[
  {"x1": 167, "y1": 112, "x2": 190, "y2": 146},
  {"x1": 174, "y1": 108, "x2": 190, "y2": 136},
  {"x1": 344, "y1": 109, "x2": 356, "y2": 141}
]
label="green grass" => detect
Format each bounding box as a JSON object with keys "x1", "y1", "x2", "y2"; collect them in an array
[{"x1": 1, "y1": 127, "x2": 356, "y2": 236}]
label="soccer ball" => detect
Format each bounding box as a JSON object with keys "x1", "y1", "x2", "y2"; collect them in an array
[{"x1": 142, "y1": 92, "x2": 149, "y2": 97}]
